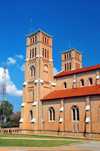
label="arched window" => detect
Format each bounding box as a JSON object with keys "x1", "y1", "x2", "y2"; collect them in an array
[
  {"x1": 67, "y1": 63, "x2": 69, "y2": 70},
  {"x1": 47, "y1": 50, "x2": 49, "y2": 59},
  {"x1": 30, "y1": 66, "x2": 35, "y2": 77},
  {"x1": 80, "y1": 79, "x2": 84, "y2": 86},
  {"x1": 30, "y1": 38, "x2": 32, "y2": 44},
  {"x1": 30, "y1": 49, "x2": 31, "y2": 58},
  {"x1": 67, "y1": 54, "x2": 68, "y2": 59},
  {"x1": 33, "y1": 37, "x2": 34, "y2": 43},
  {"x1": 89, "y1": 78, "x2": 92, "y2": 85},
  {"x1": 65, "y1": 55, "x2": 66, "y2": 60},
  {"x1": 45, "y1": 38, "x2": 46, "y2": 43},
  {"x1": 42, "y1": 48, "x2": 44, "y2": 57},
  {"x1": 69, "y1": 63, "x2": 71, "y2": 70},
  {"x1": 30, "y1": 110, "x2": 33, "y2": 120},
  {"x1": 43, "y1": 36, "x2": 44, "y2": 43},
  {"x1": 47, "y1": 39, "x2": 49, "y2": 45},
  {"x1": 63, "y1": 82, "x2": 67, "y2": 89},
  {"x1": 72, "y1": 106, "x2": 79, "y2": 121},
  {"x1": 65, "y1": 64, "x2": 66, "y2": 71},
  {"x1": 45, "y1": 49, "x2": 46, "y2": 58},
  {"x1": 69, "y1": 52, "x2": 71, "y2": 58},
  {"x1": 35, "y1": 36, "x2": 37, "y2": 42},
  {"x1": 35, "y1": 48, "x2": 36, "y2": 57},
  {"x1": 32, "y1": 49, "x2": 34, "y2": 58},
  {"x1": 49, "y1": 107, "x2": 55, "y2": 121}
]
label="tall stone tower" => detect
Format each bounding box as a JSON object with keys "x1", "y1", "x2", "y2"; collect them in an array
[
  {"x1": 20, "y1": 30, "x2": 56, "y2": 132},
  {"x1": 61, "y1": 48, "x2": 82, "y2": 71}
]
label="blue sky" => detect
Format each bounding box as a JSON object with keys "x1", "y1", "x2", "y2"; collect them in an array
[{"x1": 0, "y1": 0, "x2": 100, "y2": 112}]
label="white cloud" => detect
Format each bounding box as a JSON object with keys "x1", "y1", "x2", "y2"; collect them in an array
[
  {"x1": 15, "y1": 55, "x2": 23, "y2": 59},
  {"x1": 0, "y1": 67, "x2": 22, "y2": 97},
  {"x1": 53, "y1": 67, "x2": 58, "y2": 75},
  {"x1": 7, "y1": 57, "x2": 16, "y2": 65},
  {"x1": 20, "y1": 64, "x2": 25, "y2": 71}
]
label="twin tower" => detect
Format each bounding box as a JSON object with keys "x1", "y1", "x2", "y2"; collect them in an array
[{"x1": 20, "y1": 30, "x2": 82, "y2": 132}]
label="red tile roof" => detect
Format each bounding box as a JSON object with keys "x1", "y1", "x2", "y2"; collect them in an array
[
  {"x1": 41, "y1": 85, "x2": 100, "y2": 101},
  {"x1": 54, "y1": 64, "x2": 100, "y2": 78}
]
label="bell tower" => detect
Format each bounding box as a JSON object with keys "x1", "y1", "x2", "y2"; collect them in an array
[
  {"x1": 20, "y1": 30, "x2": 56, "y2": 131},
  {"x1": 61, "y1": 48, "x2": 82, "y2": 71}
]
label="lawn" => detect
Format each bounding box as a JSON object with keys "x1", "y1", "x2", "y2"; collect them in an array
[
  {"x1": 0, "y1": 133, "x2": 87, "y2": 140},
  {"x1": 0, "y1": 139, "x2": 80, "y2": 147}
]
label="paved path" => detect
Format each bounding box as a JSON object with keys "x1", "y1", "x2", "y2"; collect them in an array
[
  {"x1": 0, "y1": 146, "x2": 90, "y2": 151},
  {"x1": 0, "y1": 137, "x2": 99, "y2": 151},
  {"x1": 67, "y1": 140, "x2": 100, "y2": 151},
  {"x1": 0, "y1": 137, "x2": 86, "y2": 141}
]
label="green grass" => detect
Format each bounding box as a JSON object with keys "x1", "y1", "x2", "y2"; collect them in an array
[
  {"x1": 0, "y1": 139, "x2": 80, "y2": 147},
  {"x1": 0, "y1": 133, "x2": 99, "y2": 141},
  {"x1": 0, "y1": 133, "x2": 89, "y2": 140}
]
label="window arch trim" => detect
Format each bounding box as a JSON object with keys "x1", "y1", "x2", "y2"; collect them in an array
[
  {"x1": 49, "y1": 107, "x2": 55, "y2": 121},
  {"x1": 30, "y1": 66, "x2": 35, "y2": 77},
  {"x1": 72, "y1": 105, "x2": 79, "y2": 121}
]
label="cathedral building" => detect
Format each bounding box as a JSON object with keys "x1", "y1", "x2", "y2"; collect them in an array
[{"x1": 19, "y1": 30, "x2": 100, "y2": 138}]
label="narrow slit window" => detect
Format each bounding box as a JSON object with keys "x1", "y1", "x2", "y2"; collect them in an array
[
  {"x1": 73, "y1": 108, "x2": 75, "y2": 121},
  {"x1": 30, "y1": 110, "x2": 33, "y2": 120},
  {"x1": 67, "y1": 63, "x2": 69, "y2": 70},
  {"x1": 47, "y1": 39, "x2": 49, "y2": 45},
  {"x1": 43, "y1": 36, "x2": 44, "y2": 43},
  {"x1": 32, "y1": 49, "x2": 34, "y2": 58},
  {"x1": 69, "y1": 63, "x2": 71, "y2": 70},
  {"x1": 35, "y1": 48, "x2": 36, "y2": 57},
  {"x1": 64, "y1": 82, "x2": 67, "y2": 89},
  {"x1": 30, "y1": 38, "x2": 32, "y2": 44},
  {"x1": 77, "y1": 108, "x2": 79, "y2": 121},
  {"x1": 47, "y1": 50, "x2": 49, "y2": 59},
  {"x1": 45, "y1": 49, "x2": 46, "y2": 58},
  {"x1": 65, "y1": 64, "x2": 66, "y2": 71},
  {"x1": 89, "y1": 78, "x2": 92, "y2": 85},
  {"x1": 35, "y1": 36, "x2": 37, "y2": 42},
  {"x1": 33, "y1": 37, "x2": 34, "y2": 43},
  {"x1": 30, "y1": 49, "x2": 31, "y2": 58},
  {"x1": 69, "y1": 53, "x2": 71, "y2": 58},
  {"x1": 45, "y1": 38, "x2": 46, "y2": 43},
  {"x1": 42, "y1": 48, "x2": 44, "y2": 57},
  {"x1": 67, "y1": 54, "x2": 68, "y2": 59},
  {"x1": 81, "y1": 79, "x2": 84, "y2": 86}
]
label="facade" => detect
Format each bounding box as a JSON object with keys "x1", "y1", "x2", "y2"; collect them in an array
[{"x1": 20, "y1": 30, "x2": 100, "y2": 138}]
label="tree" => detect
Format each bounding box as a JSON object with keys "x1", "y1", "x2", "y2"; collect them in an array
[
  {"x1": 0, "y1": 100, "x2": 13, "y2": 125},
  {"x1": 9, "y1": 111, "x2": 21, "y2": 127}
]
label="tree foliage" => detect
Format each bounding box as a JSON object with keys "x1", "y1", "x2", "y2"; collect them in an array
[
  {"x1": 0, "y1": 100, "x2": 13, "y2": 124},
  {"x1": 0, "y1": 100, "x2": 21, "y2": 128}
]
